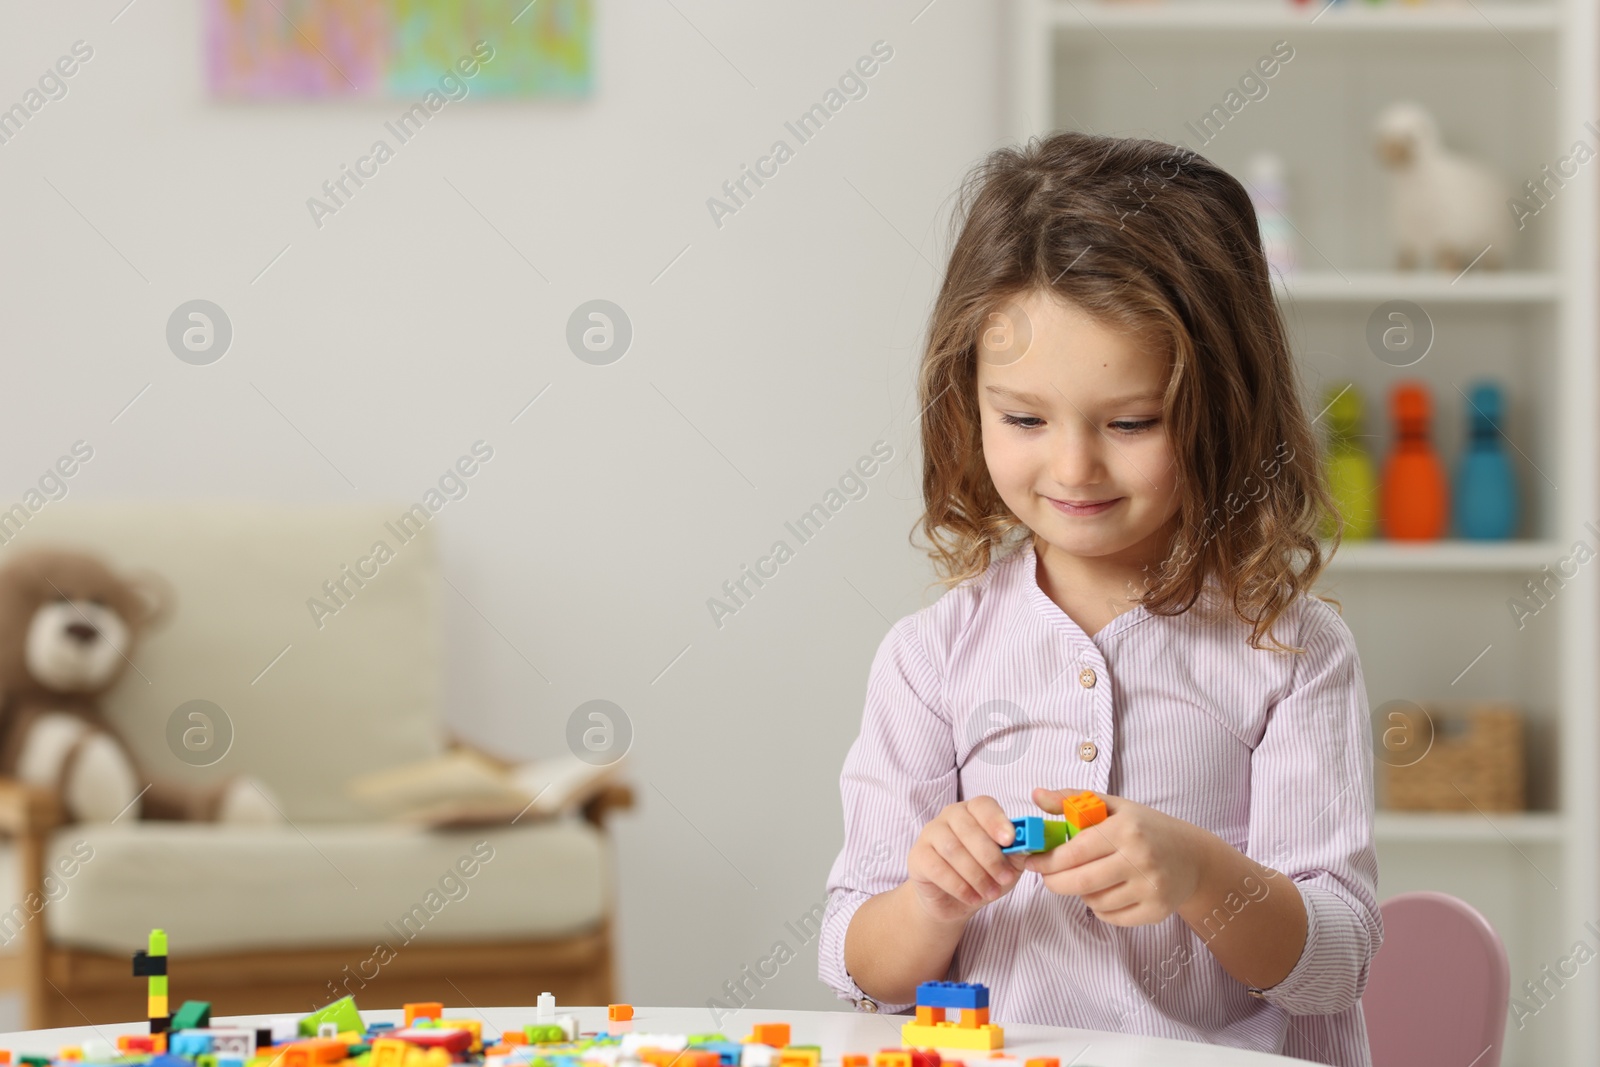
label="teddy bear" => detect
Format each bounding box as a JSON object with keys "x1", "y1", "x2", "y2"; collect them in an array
[{"x1": 0, "y1": 545, "x2": 282, "y2": 824}]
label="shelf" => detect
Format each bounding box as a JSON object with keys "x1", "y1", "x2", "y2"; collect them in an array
[
  {"x1": 1376, "y1": 810, "x2": 1564, "y2": 842},
  {"x1": 1320, "y1": 540, "x2": 1560, "y2": 571},
  {"x1": 1046, "y1": 1, "x2": 1559, "y2": 33},
  {"x1": 1273, "y1": 271, "x2": 1560, "y2": 303}
]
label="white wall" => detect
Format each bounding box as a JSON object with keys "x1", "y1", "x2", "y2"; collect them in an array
[{"x1": 0, "y1": 0, "x2": 1003, "y2": 1020}]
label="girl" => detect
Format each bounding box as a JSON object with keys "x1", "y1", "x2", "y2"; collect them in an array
[{"x1": 818, "y1": 131, "x2": 1381, "y2": 1066}]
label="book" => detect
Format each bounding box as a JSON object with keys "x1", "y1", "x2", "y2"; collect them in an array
[{"x1": 346, "y1": 749, "x2": 623, "y2": 829}]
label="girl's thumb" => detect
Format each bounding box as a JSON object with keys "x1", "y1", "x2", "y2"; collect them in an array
[{"x1": 1032, "y1": 786, "x2": 1121, "y2": 816}]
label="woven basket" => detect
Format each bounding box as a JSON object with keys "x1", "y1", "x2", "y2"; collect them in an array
[{"x1": 1375, "y1": 701, "x2": 1526, "y2": 812}]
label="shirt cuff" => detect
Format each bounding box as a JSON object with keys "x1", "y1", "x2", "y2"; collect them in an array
[
  {"x1": 818, "y1": 890, "x2": 918, "y2": 1016},
  {"x1": 1249, "y1": 879, "x2": 1370, "y2": 1015}
]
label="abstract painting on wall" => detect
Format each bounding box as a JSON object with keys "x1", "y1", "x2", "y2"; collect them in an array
[{"x1": 204, "y1": 0, "x2": 592, "y2": 98}]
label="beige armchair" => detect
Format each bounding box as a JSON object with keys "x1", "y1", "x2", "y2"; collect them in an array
[{"x1": 0, "y1": 502, "x2": 628, "y2": 1027}]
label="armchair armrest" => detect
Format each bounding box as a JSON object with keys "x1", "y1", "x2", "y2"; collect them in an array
[
  {"x1": 581, "y1": 783, "x2": 634, "y2": 830},
  {"x1": 0, "y1": 776, "x2": 61, "y2": 1027},
  {"x1": 0, "y1": 776, "x2": 61, "y2": 838}
]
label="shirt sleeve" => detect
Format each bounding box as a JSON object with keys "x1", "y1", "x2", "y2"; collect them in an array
[
  {"x1": 1244, "y1": 598, "x2": 1384, "y2": 1015},
  {"x1": 818, "y1": 612, "x2": 958, "y2": 1014}
]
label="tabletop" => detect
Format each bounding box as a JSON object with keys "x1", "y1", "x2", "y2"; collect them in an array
[{"x1": 0, "y1": 1005, "x2": 1314, "y2": 1067}]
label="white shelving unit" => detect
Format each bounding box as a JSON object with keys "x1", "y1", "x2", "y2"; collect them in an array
[{"x1": 1007, "y1": 2, "x2": 1597, "y2": 1063}]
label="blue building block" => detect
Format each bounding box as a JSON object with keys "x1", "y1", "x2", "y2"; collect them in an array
[
  {"x1": 915, "y1": 980, "x2": 989, "y2": 1009},
  {"x1": 1000, "y1": 817, "x2": 1044, "y2": 854},
  {"x1": 689, "y1": 1041, "x2": 744, "y2": 1066},
  {"x1": 170, "y1": 1035, "x2": 213, "y2": 1057}
]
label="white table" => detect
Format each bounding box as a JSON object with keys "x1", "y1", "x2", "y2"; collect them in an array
[{"x1": 0, "y1": 1007, "x2": 1311, "y2": 1067}]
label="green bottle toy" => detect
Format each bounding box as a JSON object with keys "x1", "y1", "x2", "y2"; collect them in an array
[{"x1": 1320, "y1": 382, "x2": 1379, "y2": 539}]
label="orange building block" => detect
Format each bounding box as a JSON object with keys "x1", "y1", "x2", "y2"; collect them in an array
[
  {"x1": 1026, "y1": 1059, "x2": 1059, "y2": 1067},
  {"x1": 278, "y1": 1040, "x2": 348, "y2": 1067},
  {"x1": 748, "y1": 1024, "x2": 791, "y2": 1048},
  {"x1": 915, "y1": 1006, "x2": 946, "y2": 1025},
  {"x1": 873, "y1": 1052, "x2": 911, "y2": 1067},
  {"x1": 1061, "y1": 792, "x2": 1107, "y2": 832},
  {"x1": 403, "y1": 1002, "x2": 444, "y2": 1027},
  {"x1": 956, "y1": 1008, "x2": 989, "y2": 1028},
  {"x1": 609, "y1": 1004, "x2": 634, "y2": 1022},
  {"x1": 843, "y1": 1056, "x2": 868, "y2": 1067},
  {"x1": 151, "y1": 1035, "x2": 167, "y2": 1055}
]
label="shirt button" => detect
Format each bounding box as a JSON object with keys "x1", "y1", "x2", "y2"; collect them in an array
[
  {"x1": 1079, "y1": 667, "x2": 1097, "y2": 688},
  {"x1": 855, "y1": 996, "x2": 879, "y2": 1012},
  {"x1": 1079, "y1": 740, "x2": 1098, "y2": 762}
]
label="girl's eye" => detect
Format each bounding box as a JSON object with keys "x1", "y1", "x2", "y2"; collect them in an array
[
  {"x1": 1000, "y1": 413, "x2": 1043, "y2": 429},
  {"x1": 1111, "y1": 419, "x2": 1159, "y2": 434}
]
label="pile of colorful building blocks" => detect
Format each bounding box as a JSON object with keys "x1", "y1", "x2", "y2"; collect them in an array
[
  {"x1": 1000, "y1": 792, "x2": 1107, "y2": 855},
  {"x1": 0, "y1": 932, "x2": 1066, "y2": 1067}
]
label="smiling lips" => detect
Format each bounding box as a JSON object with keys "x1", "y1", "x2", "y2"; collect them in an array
[{"x1": 1048, "y1": 496, "x2": 1120, "y2": 515}]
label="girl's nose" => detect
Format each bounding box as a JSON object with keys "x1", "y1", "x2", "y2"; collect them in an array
[{"x1": 1050, "y1": 424, "x2": 1107, "y2": 488}]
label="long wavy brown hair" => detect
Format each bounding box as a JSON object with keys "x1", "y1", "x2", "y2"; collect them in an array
[{"x1": 914, "y1": 131, "x2": 1340, "y2": 653}]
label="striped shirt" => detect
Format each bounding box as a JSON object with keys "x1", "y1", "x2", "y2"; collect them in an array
[{"x1": 818, "y1": 539, "x2": 1381, "y2": 1066}]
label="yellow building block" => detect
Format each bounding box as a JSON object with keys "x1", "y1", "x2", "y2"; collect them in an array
[
  {"x1": 370, "y1": 1039, "x2": 409, "y2": 1067},
  {"x1": 148, "y1": 995, "x2": 168, "y2": 1018},
  {"x1": 403, "y1": 1047, "x2": 450, "y2": 1067},
  {"x1": 899, "y1": 1023, "x2": 1004, "y2": 1051},
  {"x1": 438, "y1": 1020, "x2": 483, "y2": 1052},
  {"x1": 779, "y1": 1049, "x2": 819, "y2": 1067}
]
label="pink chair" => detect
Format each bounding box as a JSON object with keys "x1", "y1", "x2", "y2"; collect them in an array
[{"x1": 1361, "y1": 891, "x2": 1510, "y2": 1067}]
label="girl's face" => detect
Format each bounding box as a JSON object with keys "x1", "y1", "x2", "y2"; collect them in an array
[{"x1": 976, "y1": 289, "x2": 1181, "y2": 577}]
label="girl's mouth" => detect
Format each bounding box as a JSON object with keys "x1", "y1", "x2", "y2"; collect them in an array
[{"x1": 1048, "y1": 497, "x2": 1120, "y2": 516}]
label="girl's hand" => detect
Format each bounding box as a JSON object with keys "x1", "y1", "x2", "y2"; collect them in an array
[
  {"x1": 1023, "y1": 788, "x2": 1211, "y2": 926},
  {"x1": 906, "y1": 796, "x2": 1030, "y2": 924}
]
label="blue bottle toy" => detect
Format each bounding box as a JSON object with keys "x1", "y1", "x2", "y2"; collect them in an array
[{"x1": 1453, "y1": 380, "x2": 1519, "y2": 539}]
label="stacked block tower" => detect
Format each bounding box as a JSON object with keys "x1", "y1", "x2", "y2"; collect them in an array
[
  {"x1": 131, "y1": 928, "x2": 170, "y2": 1034},
  {"x1": 900, "y1": 982, "x2": 1003, "y2": 1051}
]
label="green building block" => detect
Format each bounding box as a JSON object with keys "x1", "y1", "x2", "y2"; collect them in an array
[
  {"x1": 149, "y1": 975, "x2": 168, "y2": 997},
  {"x1": 196, "y1": 1054, "x2": 218, "y2": 1067},
  {"x1": 300, "y1": 995, "x2": 363, "y2": 1038},
  {"x1": 20, "y1": 1056, "x2": 50, "y2": 1067},
  {"x1": 525, "y1": 1025, "x2": 564, "y2": 1044},
  {"x1": 171, "y1": 1000, "x2": 212, "y2": 1030},
  {"x1": 149, "y1": 929, "x2": 167, "y2": 956}
]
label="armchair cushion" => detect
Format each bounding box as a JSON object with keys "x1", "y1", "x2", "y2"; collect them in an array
[{"x1": 13, "y1": 818, "x2": 606, "y2": 955}]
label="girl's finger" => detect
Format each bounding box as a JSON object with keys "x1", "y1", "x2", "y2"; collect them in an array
[
  {"x1": 967, "y1": 794, "x2": 1020, "y2": 847},
  {"x1": 1039, "y1": 852, "x2": 1129, "y2": 899},
  {"x1": 930, "y1": 819, "x2": 1008, "y2": 900},
  {"x1": 946, "y1": 807, "x2": 1021, "y2": 896},
  {"x1": 1088, "y1": 899, "x2": 1149, "y2": 927},
  {"x1": 918, "y1": 845, "x2": 985, "y2": 907},
  {"x1": 1080, "y1": 881, "x2": 1140, "y2": 914},
  {"x1": 1024, "y1": 822, "x2": 1115, "y2": 875}
]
